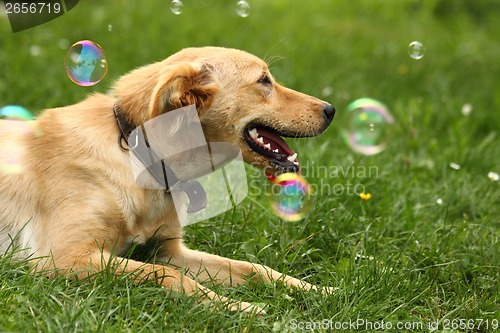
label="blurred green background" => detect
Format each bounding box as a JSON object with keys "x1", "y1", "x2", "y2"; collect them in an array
[{"x1": 1, "y1": 0, "x2": 499, "y2": 332}]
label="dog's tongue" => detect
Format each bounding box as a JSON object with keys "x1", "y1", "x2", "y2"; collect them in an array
[
  {"x1": 256, "y1": 128, "x2": 300, "y2": 183},
  {"x1": 256, "y1": 127, "x2": 296, "y2": 156},
  {"x1": 266, "y1": 173, "x2": 279, "y2": 182}
]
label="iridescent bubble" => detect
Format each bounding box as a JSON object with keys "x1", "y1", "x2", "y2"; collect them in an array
[
  {"x1": 65, "y1": 40, "x2": 107, "y2": 86},
  {"x1": 408, "y1": 41, "x2": 425, "y2": 60},
  {"x1": 170, "y1": 0, "x2": 183, "y2": 15},
  {"x1": 0, "y1": 105, "x2": 35, "y2": 121},
  {"x1": 236, "y1": 0, "x2": 251, "y2": 17},
  {"x1": 270, "y1": 173, "x2": 314, "y2": 222},
  {"x1": 342, "y1": 98, "x2": 395, "y2": 155},
  {"x1": 0, "y1": 105, "x2": 35, "y2": 174}
]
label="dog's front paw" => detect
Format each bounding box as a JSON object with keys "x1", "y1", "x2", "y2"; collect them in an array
[
  {"x1": 310, "y1": 285, "x2": 338, "y2": 295},
  {"x1": 226, "y1": 299, "x2": 267, "y2": 316},
  {"x1": 322, "y1": 286, "x2": 338, "y2": 295}
]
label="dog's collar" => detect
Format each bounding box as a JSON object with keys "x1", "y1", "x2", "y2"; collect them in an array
[
  {"x1": 113, "y1": 102, "x2": 136, "y2": 151},
  {"x1": 112, "y1": 101, "x2": 207, "y2": 213}
]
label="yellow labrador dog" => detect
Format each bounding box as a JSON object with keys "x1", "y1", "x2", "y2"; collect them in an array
[{"x1": 0, "y1": 47, "x2": 335, "y2": 313}]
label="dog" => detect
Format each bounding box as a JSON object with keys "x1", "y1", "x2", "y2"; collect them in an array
[{"x1": 0, "y1": 46, "x2": 335, "y2": 314}]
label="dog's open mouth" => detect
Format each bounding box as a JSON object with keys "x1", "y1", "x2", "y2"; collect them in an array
[{"x1": 243, "y1": 125, "x2": 300, "y2": 175}]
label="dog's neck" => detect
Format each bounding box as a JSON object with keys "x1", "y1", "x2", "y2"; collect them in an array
[
  {"x1": 112, "y1": 101, "x2": 207, "y2": 213},
  {"x1": 113, "y1": 100, "x2": 172, "y2": 188},
  {"x1": 113, "y1": 101, "x2": 136, "y2": 150}
]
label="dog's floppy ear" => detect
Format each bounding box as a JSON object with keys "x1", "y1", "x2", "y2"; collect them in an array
[{"x1": 148, "y1": 63, "x2": 219, "y2": 119}]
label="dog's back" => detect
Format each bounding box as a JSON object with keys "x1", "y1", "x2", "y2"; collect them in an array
[
  {"x1": 0, "y1": 117, "x2": 40, "y2": 256},
  {"x1": 0, "y1": 94, "x2": 131, "y2": 259}
]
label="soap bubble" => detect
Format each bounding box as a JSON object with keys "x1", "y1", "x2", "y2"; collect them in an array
[
  {"x1": 236, "y1": 0, "x2": 251, "y2": 17},
  {"x1": 0, "y1": 105, "x2": 34, "y2": 121},
  {"x1": 408, "y1": 41, "x2": 425, "y2": 60},
  {"x1": 170, "y1": 0, "x2": 183, "y2": 15},
  {"x1": 65, "y1": 40, "x2": 107, "y2": 86},
  {"x1": 270, "y1": 173, "x2": 314, "y2": 221},
  {"x1": 321, "y1": 86, "x2": 333, "y2": 97},
  {"x1": 342, "y1": 98, "x2": 394, "y2": 155},
  {"x1": 58, "y1": 39, "x2": 70, "y2": 50},
  {"x1": 0, "y1": 105, "x2": 36, "y2": 174},
  {"x1": 29, "y1": 45, "x2": 43, "y2": 57}
]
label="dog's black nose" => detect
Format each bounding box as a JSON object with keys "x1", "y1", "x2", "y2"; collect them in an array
[{"x1": 323, "y1": 103, "x2": 335, "y2": 122}]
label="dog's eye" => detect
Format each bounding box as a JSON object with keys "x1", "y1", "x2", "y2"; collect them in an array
[{"x1": 257, "y1": 75, "x2": 272, "y2": 85}]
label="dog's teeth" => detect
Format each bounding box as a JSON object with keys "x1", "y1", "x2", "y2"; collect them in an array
[
  {"x1": 257, "y1": 137, "x2": 264, "y2": 144},
  {"x1": 264, "y1": 143, "x2": 271, "y2": 149},
  {"x1": 287, "y1": 153, "x2": 297, "y2": 162},
  {"x1": 293, "y1": 161, "x2": 299, "y2": 165},
  {"x1": 273, "y1": 149, "x2": 279, "y2": 153},
  {"x1": 249, "y1": 128, "x2": 258, "y2": 139}
]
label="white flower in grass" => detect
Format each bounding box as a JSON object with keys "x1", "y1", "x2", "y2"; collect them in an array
[
  {"x1": 461, "y1": 103, "x2": 473, "y2": 116},
  {"x1": 488, "y1": 171, "x2": 499, "y2": 182}
]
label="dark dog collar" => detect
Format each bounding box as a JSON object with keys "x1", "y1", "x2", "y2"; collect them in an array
[
  {"x1": 112, "y1": 101, "x2": 207, "y2": 213},
  {"x1": 113, "y1": 102, "x2": 136, "y2": 151}
]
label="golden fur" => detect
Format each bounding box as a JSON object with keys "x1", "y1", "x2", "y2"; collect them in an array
[{"x1": 0, "y1": 47, "x2": 334, "y2": 314}]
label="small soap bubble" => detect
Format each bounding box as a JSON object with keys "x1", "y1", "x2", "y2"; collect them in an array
[
  {"x1": 321, "y1": 86, "x2": 333, "y2": 98},
  {"x1": 270, "y1": 173, "x2": 314, "y2": 222},
  {"x1": 0, "y1": 105, "x2": 35, "y2": 174},
  {"x1": 0, "y1": 105, "x2": 34, "y2": 121},
  {"x1": 342, "y1": 98, "x2": 395, "y2": 155},
  {"x1": 58, "y1": 39, "x2": 70, "y2": 50},
  {"x1": 170, "y1": 0, "x2": 183, "y2": 15},
  {"x1": 449, "y1": 162, "x2": 460, "y2": 170},
  {"x1": 236, "y1": 0, "x2": 251, "y2": 17},
  {"x1": 29, "y1": 45, "x2": 42, "y2": 57},
  {"x1": 107, "y1": 24, "x2": 113, "y2": 32},
  {"x1": 65, "y1": 40, "x2": 108, "y2": 87},
  {"x1": 408, "y1": 41, "x2": 425, "y2": 60}
]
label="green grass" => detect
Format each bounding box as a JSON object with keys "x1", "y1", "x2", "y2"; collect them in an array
[{"x1": 1, "y1": 0, "x2": 499, "y2": 332}]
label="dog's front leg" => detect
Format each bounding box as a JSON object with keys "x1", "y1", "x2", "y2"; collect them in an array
[
  {"x1": 162, "y1": 245, "x2": 332, "y2": 293},
  {"x1": 60, "y1": 250, "x2": 265, "y2": 315}
]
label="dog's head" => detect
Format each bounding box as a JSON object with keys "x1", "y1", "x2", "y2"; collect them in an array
[{"x1": 113, "y1": 47, "x2": 334, "y2": 178}]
